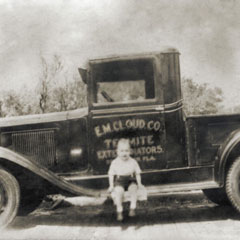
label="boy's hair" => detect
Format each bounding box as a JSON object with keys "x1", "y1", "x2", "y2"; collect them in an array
[{"x1": 117, "y1": 138, "x2": 130, "y2": 149}]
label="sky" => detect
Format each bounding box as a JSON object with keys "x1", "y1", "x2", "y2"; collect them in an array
[{"x1": 0, "y1": 0, "x2": 239, "y2": 107}]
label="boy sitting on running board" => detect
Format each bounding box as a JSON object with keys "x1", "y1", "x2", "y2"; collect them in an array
[{"x1": 108, "y1": 138, "x2": 143, "y2": 221}]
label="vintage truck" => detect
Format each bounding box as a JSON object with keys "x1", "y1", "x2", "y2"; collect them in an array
[{"x1": 1, "y1": 48, "x2": 240, "y2": 227}]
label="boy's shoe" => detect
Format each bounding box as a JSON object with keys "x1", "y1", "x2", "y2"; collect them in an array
[
  {"x1": 117, "y1": 212, "x2": 123, "y2": 221},
  {"x1": 129, "y1": 209, "x2": 136, "y2": 217}
]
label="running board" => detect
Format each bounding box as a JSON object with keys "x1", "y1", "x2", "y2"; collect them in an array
[
  {"x1": 145, "y1": 181, "x2": 219, "y2": 196},
  {"x1": 100, "y1": 181, "x2": 220, "y2": 198},
  {"x1": 59, "y1": 181, "x2": 220, "y2": 207}
]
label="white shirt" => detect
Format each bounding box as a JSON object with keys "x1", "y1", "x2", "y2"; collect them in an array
[{"x1": 108, "y1": 157, "x2": 141, "y2": 176}]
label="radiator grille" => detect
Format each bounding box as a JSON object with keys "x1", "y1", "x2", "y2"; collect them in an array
[{"x1": 12, "y1": 130, "x2": 56, "y2": 167}]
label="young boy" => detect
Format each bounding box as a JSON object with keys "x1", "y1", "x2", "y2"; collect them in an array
[{"x1": 108, "y1": 138, "x2": 143, "y2": 221}]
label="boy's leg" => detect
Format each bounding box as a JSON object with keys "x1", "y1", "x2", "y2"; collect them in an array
[
  {"x1": 114, "y1": 186, "x2": 124, "y2": 220},
  {"x1": 128, "y1": 183, "x2": 138, "y2": 215}
]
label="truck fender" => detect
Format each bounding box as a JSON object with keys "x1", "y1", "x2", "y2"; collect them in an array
[
  {"x1": 215, "y1": 130, "x2": 240, "y2": 184},
  {"x1": 0, "y1": 147, "x2": 100, "y2": 197}
]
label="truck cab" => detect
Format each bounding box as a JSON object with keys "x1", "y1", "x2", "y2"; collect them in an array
[
  {"x1": 1, "y1": 48, "x2": 240, "y2": 227},
  {"x1": 86, "y1": 49, "x2": 185, "y2": 179}
]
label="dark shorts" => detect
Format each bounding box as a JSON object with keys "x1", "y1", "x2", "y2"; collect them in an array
[{"x1": 114, "y1": 175, "x2": 137, "y2": 191}]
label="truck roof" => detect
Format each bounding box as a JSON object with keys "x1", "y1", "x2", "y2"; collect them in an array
[{"x1": 88, "y1": 47, "x2": 179, "y2": 64}]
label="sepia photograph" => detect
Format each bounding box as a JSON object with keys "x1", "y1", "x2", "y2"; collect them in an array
[{"x1": 0, "y1": 0, "x2": 240, "y2": 239}]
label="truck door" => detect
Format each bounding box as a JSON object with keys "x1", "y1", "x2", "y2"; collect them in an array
[{"x1": 88, "y1": 56, "x2": 166, "y2": 174}]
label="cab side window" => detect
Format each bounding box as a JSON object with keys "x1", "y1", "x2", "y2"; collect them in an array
[{"x1": 92, "y1": 59, "x2": 155, "y2": 104}]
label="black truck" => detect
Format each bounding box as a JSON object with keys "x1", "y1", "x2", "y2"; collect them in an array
[{"x1": 1, "y1": 48, "x2": 240, "y2": 227}]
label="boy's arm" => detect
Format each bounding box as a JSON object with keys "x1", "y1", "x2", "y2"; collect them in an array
[
  {"x1": 108, "y1": 161, "x2": 115, "y2": 192},
  {"x1": 136, "y1": 173, "x2": 143, "y2": 187},
  {"x1": 108, "y1": 175, "x2": 114, "y2": 190},
  {"x1": 134, "y1": 160, "x2": 143, "y2": 187}
]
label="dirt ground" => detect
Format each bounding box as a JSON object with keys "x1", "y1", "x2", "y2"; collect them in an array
[{"x1": 2, "y1": 191, "x2": 240, "y2": 240}]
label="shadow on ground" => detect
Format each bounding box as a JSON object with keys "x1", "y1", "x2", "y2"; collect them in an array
[{"x1": 9, "y1": 192, "x2": 240, "y2": 230}]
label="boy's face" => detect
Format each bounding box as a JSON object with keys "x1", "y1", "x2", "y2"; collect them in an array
[{"x1": 117, "y1": 143, "x2": 131, "y2": 161}]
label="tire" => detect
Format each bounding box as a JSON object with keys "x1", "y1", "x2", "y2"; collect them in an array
[
  {"x1": 202, "y1": 188, "x2": 230, "y2": 205},
  {"x1": 0, "y1": 168, "x2": 20, "y2": 228},
  {"x1": 226, "y1": 157, "x2": 240, "y2": 213}
]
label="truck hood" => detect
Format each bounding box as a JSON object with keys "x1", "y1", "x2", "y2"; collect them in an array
[{"x1": 0, "y1": 107, "x2": 89, "y2": 127}]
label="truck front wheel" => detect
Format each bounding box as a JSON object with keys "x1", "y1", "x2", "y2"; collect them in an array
[
  {"x1": 0, "y1": 168, "x2": 20, "y2": 228},
  {"x1": 226, "y1": 156, "x2": 240, "y2": 213}
]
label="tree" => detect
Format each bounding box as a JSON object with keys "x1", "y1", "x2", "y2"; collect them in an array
[
  {"x1": 37, "y1": 55, "x2": 64, "y2": 113},
  {"x1": 0, "y1": 91, "x2": 27, "y2": 117},
  {"x1": 181, "y1": 78, "x2": 224, "y2": 115},
  {"x1": 36, "y1": 55, "x2": 87, "y2": 114},
  {"x1": 50, "y1": 74, "x2": 87, "y2": 112},
  {"x1": 0, "y1": 55, "x2": 87, "y2": 117}
]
